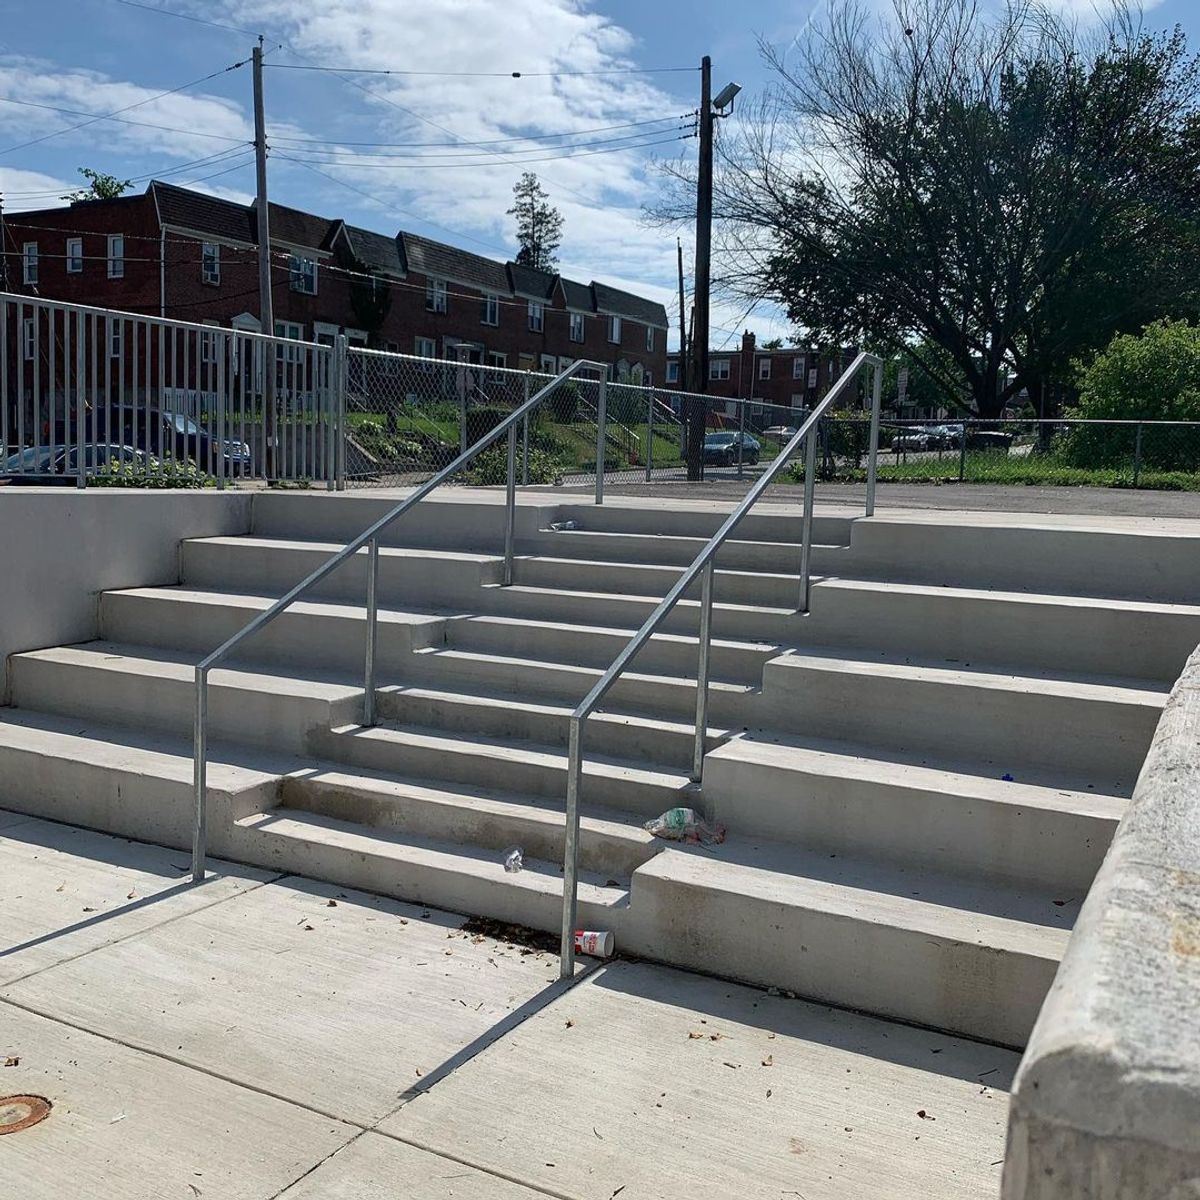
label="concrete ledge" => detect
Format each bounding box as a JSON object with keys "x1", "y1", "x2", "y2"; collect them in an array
[{"x1": 1003, "y1": 644, "x2": 1200, "y2": 1198}]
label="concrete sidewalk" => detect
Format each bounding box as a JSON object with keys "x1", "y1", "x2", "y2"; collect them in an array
[{"x1": 1, "y1": 813, "x2": 1017, "y2": 1199}]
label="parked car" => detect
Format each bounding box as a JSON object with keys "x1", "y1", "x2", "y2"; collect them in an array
[
  {"x1": 142, "y1": 412, "x2": 252, "y2": 470},
  {"x1": 703, "y1": 432, "x2": 761, "y2": 466},
  {"x1": 931, "y1": 423, "x2": 964, "y2": 448},
  {"x1": 762, "y1": 425, "x2": 799, "y2": 444},
  {"x1": 2, "y1": 443, "x2": 149, "y2": 485},
  {"x1": 965, "y1": 430, "x2": 1014, "y2": 453},
  {"x1": 892, "y1": 427, "x2": 940, "y2": 451}
]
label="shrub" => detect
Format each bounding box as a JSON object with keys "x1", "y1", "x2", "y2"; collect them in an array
[
  {"x1": 1062, "y1": 319, "x2": 1200, "y2": 471},
  {"x1": 547, "y1": 381, "x2": 580, "y2": 424},
  {"x1": 468, "y1": 446, "x2": 564, "y2": 486},
  {"x1": 465, "y1": 405, "x2": 510, "y2": 447},
  {"x1": 91, "y1": 459, "x2": 215, "y2": 488}
]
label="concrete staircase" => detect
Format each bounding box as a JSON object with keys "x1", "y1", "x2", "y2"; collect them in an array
[{"x1": 2, "y1": 492, "x2": 1196, "y2": 1050}]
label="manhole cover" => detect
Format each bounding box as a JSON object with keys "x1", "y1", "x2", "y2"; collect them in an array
[{"x1": 0, "y1": 1095, "x2": 52, "y2": 1134}]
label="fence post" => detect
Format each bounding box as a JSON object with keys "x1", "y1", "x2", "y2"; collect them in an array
[
  {"x1": 645, "y1": 389, "x2": 655, "y2": 482},
  {"x1": 737, "y1": 397, "x2": 746, "y2": 480},
  {"x1": 457, "y1": 346, "x2": 468, "y2": 455},
  {"x1": 959, "y1": 421, "x2": 968, "y2": 482},
  {"x1": 1133, "y1": 421, "x2": 1144, "y2": 489},
  {"x1": 799, "y1": 427, "x2": 818, "y2": 613},
  {"x1": 595, "y1": 372, "x2": 607, "y2": 505},
  {"x1": 75, "y1": 311, "x2": 86, "y2": 489},
  {"x1": 865, "y1": 361, "x2": 883, "y2": 516}
]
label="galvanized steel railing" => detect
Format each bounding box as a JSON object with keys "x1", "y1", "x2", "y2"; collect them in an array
[
  {"x1": 190, "y1": 357, "x2": 609, "y2": 881},
  {"x1": 557, "y1": 351, "x2": 884, "y2": 976}
]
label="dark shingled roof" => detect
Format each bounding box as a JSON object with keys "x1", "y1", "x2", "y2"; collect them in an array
[
  {"x1": 400, "y1": 233, "x2": 509, "y2": 292},
  {"x1": 342, "y1": 225, "x2": 404, "y2": 277},
  {"x1": 507, "y1": 262, "x2": 557, "y2": 300},
  {"x1": 150, "y1": 181, "x2": 255, "y2": 244},
  {"x1": 593, "y1": 281, "x2": 669, "y2": 329},
  {"x1": 265, "y1": 202, "x2": 338, "y2": 252},
  {"x1": 559, "y1": 277, "x2": 593, "y2": 311}
]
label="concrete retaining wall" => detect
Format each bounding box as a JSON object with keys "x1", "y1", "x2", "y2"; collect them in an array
[
  {"x1": 1002, "y1": 644, "x2": 1200, "y2": 1199},
  {"x1": 0, "y1": 488, "x2": 251, "y2": 701}
]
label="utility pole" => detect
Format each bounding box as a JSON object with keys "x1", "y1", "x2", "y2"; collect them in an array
[
  {"x1": 0, "y1": 192, "x2": 8, "y2": 292},
  {"x1": 252, "y1": 38, "x2": 277, "y2": 478},
  {"x1": 676, "y1": 237, "x2": 689, "y2": 393},
  {"x1": 686, "y1": 55, "x2": 713, "y2": 481}
]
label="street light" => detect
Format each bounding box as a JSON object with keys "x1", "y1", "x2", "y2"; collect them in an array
[{"x1": 712, "y1": 81, "x2": 742, "y2": 114}]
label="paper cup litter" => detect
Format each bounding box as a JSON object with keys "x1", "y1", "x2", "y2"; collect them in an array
[{"x1": 574, "y1": 929, "x2": 614, "y2": 958}]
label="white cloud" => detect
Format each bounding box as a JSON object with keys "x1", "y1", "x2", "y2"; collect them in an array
[{"x1": 0, "y1": 166, "x2": 75, "y2": 209}]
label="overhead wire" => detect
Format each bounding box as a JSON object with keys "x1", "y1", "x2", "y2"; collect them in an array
[
  {"x1": 265, "y1": 63, "x2": 699, "y2": 78},
  {"x1": 110, "y1": 0, "x2": 265, "y2": 39},
  {"x1": 0, "y1": 95, "x2": 251, "y2": 144}
]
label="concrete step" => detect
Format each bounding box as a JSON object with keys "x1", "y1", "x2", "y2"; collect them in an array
[
  {"x1": 443, "y1": 613, "x2": 777, "y2": 683},
  {"x1": 234, "y1": 808, "x2": 629, "y2": 934},
  {"x1": 804, "y1": 577, "x2": 1200, "y2": 686},
  {"x1": 374, "y1": 684, "x2": 731, "y2": 769},
  {"x1": 702, "y1": 733, "x2": 1126, "y2": 893},
  {"x1": 279, "y1": 768, "x2": 657, "y2": 878},
  {"x1": 100, "y1": 587, "x2": 444, "y2": 674},
  {"x1": 312, "y1": 722, "x2": 696, "y2": 817},
  {"x1": 0, "y1": 709, "x2": 293, "y2": 850},
  {"x1": 755, "y1": 651, "x2": 1166, "y2": 789},
  {"x1": 626, "y1": 838, "x2": 1076, "y2": 1047},
  {"x1": 524, "y1": 525, "x2": 850, "y2": 572},
  {"x1": 404, "y1": 646, "x2": 755, "y2": 720},
  {"x1": 7, "y1": 643, "x2": 363, "y2": 753},
  {"x1": 181, "y1": 535, "x2": 503, "y2": 607}
]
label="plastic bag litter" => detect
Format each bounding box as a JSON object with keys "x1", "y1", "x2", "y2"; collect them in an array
[
  {"x1": 643, "y1": 807, "x2": 726, "y2": 845},
  {"x1": 550, "y1": 520, "x2": 581, "y2": 531},
  {"x1": 503, "y1": 846, "x2": 524, "y2": 873}
]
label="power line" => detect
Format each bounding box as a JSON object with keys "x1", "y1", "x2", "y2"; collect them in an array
[
  {"x1": 0, "y1": 57, "x2": 252, "y2": 158},
  {"x1": 267, "y1": 113, "x2": 694, "y2": 150},
  {"x1": 290, "y1": 133, "x2": 693, "y2": 170},
  {"x1": 109, "y1": 0, "x2": 263, "y2": 39},
  {"x1": 0, "y1": 95, "x2": 251, "y2": 144},
  {"x1": 266, "y1": 63, "x2": 699, "y2": 78}
]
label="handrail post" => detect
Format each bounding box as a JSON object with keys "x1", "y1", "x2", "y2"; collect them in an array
[
  {"x1": 799, "y1": 426, "x2": 818, "y2": 613},
  {"x1": 692, "y1": 560, "x2": 715, "y2": 782},
  {"x1": 1133, "y1": 421, "x2": 1144, "y2": 489},
  {"x1": 335, "y1": 334, "x2": 348, "y2": 491},
  {"x1": 503, "y1": 423, "x2": 517, "y2": 586},
  {"x1": 559, "y1": 715, "x2": 584, "y2": 979},
  {"x1": 363, "y1": 536, "x2": 380, "y2": 726},
  {"x1": 75, "y1": 311, "x2": 86, "y2": 489},
  {"x1": 521, "y1": 373, "x2": 530, "y2": 487},
  {"x1": 737, "y1": 397, "x2": 746, "y2": 480},
  {"x1": 865, "y1": 361, "x2": 883, "y2": 516},
  {"x1": 645, "y1": 389, "x2": 655, "y2": 483},
  {"x1": 191, "y1": 665, "x2": 208, "y2": 882},
  {"x1": 595, "y1": 373, "x2": 607, "y2": 504}
]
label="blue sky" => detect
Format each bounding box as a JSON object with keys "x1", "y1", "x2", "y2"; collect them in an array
[{"x1": 1, "y1": 0, "x2": 1196, "y2": 348}]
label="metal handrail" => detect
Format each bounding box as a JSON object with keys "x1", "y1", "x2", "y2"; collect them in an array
[
  {"x1": 557, "y1": 351, "x2": 884, "y2": 976},
  {"x1": 190, "y1": 357, "x2": 609, "y2": 882}
]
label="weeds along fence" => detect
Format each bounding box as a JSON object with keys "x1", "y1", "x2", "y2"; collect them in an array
[{"x1": 1, "y1": 292, "x2": 341, "y2": 487}]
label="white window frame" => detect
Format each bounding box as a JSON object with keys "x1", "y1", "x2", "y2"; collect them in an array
[
  {"x1": 202, "y1": 242, "x2": 221, "y2": 286},
  {"x1": 22, "y1": 242, "x2": 37, "y2": 285},
  {"x1": 645, "y1": 370, "x2": 653, "y2": 386},
  {"x1": 426, "y1": 277, "x2": 448, "y2": 313},
  {"x1": 480, "y1": 292, "x2": 499, "y2": 326},
  {"x1": 759, "y1": 358, "x2": 771, "y2": 380},
  {"x1": 200, "y1": 320, "x2": 220, "y2": 364},
  {"x1": 274, "y1": 320, "x2": 304, "y2": 363},
  {"x1": 539, "y1": 354, "x2": 556, "y2": 373},
  {"x1": 107, "y1": 234, "x2": 124, "y2": 279},
  {"x1": 569, "y1": 311, "x2": 585, "y2": 343},
  {"x1": 288, "y1": 256, "x2": 317, "y2": 295},
  {"x1": 66, "y1": 238, "x2": 83, "y2": 274},
  {"x1": 666, "y1": 360, "x2": 679, "y2": 383},
  {"x1": 414, "y1": 336, "x2": 436, "y2": 370},
  {"x1": 792, "y1": 357, "x2": 804, "y2": 379},
  {"x1": 808, "y1": 368, "x2": 818, "y2": 389},
  {"x1": 110, "y1": 318, "x2": 124, "y2": 360},
  {"x1": 608, "y1": 315, "x2": 621, "y2": 344},
  {"x1": 488, "y1": 351, "x2": 507, "y2": 368},
  {"x1": 791, "y1": 393, "x2": 806, "y2": 409},
  {"x1": 528, "y1": 300, "x2": 544, "y2": 333},
  {"x1": 710, "y1": 359, "x2": 730, "y2": 381},
  {"x1": 22, "y1": 318, "x2": 35, "y2": 360},
  {"x1": 646, "y1": 326, "x2": 655, "y2": 352}
]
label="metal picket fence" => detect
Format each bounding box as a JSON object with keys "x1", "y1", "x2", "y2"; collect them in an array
[{"x1": 1, "y1": 292, "x2": 341, "y2": 488}]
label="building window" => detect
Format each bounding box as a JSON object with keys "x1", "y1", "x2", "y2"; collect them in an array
[
  {"x1": 666, "y1": 360, "x2": 679, "y2": 383},
  {"x1": 415, "y1": 336, "x2": 436, "y2": 359},
  {"x1": 646, "y1": 326, "x2": 655, "y2": 352},
  {"x1": 22, "y1": 242, "x2": 37, "y2": 285},
  {"x1": 107, "y1": 235, "x2": 124, "y2": 279},
  {"x1": 22, "y1": 318, "x2": 35, "y2": 360},
  {"x1": 288, "y1": 256, "x2": 316, "y2": 295},
  {"x1": 608, "y1": 315, "x2": 621, "y2": 343},
  {"x1": 528, "y1": 301, "x2": 544, "y2": 332},
  {"x1": 792, "y1": 357, "x2": 804, "y2": 379},
  {"x1": 488, "y1": 351, "x2": 507, "y2": 369},
  {"x1": 759, "y1": 358, "x2": 771, "y2": 380},
  {"x1": 202, "y1": 242, "x2": 220, "y2": 286},
  {"x1": 274, "y1": 320, "x2": 303, "y2": 363},
  {"x1": 110, "y1": 318, "x2": 123, "y2": 359},
  {"x1": 480, "y1": 293, "x2": 499, "y2": 326},
  {"x1": 540, "y1": 353, "x2": 556, "y2": 373},
  {"x1": 426, "y1": 277, "x2": 448, "y2": 313},
  {"x1": 66, "y1": 238, "x2": 83, "y2": 274},
  {"x1": 791, "y1": 393, "x2": 806, "y2": 409},
  {"x1": 710, "y1": 359, "x2": 730, "y2": 381},
  {"x1": 569, "y1": 312, "x2": 584, "y2": 343},
  {"x1": 200, "y1": 321, "x2": 219, "y2": 364},
  {"x1": 645, "y1": 369, "x2": 653, "y2": 386}
]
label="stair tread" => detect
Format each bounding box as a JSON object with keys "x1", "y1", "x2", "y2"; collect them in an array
[
  {"x1": 517, "y1": 553, "x2": 832, "y2": 584},
  {"x1": 771, "y1": 646, "x2": 1170, "y2": 702},
  {"x1": 544, "y1": 528, "x2": 848, "y2": 553},
  {"x1": 241, "y1": 807, "x2": 629, "y2": 905},
  {"x1": 187, "y1": 534, "x2": 501, "y2": 565},
  {"x1": 714, "y1": 730, "x2": 1131, "y2": 810},
  {"x1": 482, "y1": 582, "x2": 796, "y2": 618},
  {"x1": 329, "y1": 721, "x2": 696, "y2": 788},
  {"x1": 643, "y1": 836, "x2": 1076, "y2": 958}
]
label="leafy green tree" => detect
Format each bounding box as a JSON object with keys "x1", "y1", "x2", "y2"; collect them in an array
[
  {"x1": 508, "y1": 172, "x2": 564, "y2": 271},
  {"x1": 338, "y1": 248, "x2": 392, "y2": 348},
  {"x1": 62, "y1": 167, "x2": 133, "y2": 203}
]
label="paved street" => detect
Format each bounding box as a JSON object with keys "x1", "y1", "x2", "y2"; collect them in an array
[{"x1": 1, "y1": 813, "x2": 1017, "y2": 1199}]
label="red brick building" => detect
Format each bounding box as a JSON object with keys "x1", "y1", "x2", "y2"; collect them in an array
[
  {"x1": 666, "y1": 331, "x2": 858, "y2": 418},
  {"x1": 2, "y1": 181, "x2": 669, "y2": 382}
]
